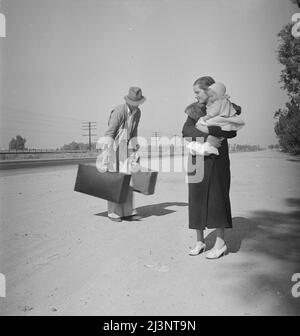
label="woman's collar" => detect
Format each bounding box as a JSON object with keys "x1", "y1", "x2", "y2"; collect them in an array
[{"x1": 185, "y1": 102, "x2": 205, "y2": 121}]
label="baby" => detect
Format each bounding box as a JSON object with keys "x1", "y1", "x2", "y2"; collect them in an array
[{"x1": 187, "y1": 82, "x2": 244, "y2": 156}]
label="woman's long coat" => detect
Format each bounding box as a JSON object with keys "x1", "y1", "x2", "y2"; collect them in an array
[{"x1": 182, "y1": 105, "x2": 237, "y2": 230}]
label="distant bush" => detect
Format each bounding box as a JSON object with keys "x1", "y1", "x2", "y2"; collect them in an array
[
  {"x1": 230, "y1": 144, "x2": 263, "y2": 152},
  {"x1": 60, "y1": 142, "x2": 96, "y2": 151},
  {"x1": 27, "y1": 154, "x2": 40, "y2": 159}
]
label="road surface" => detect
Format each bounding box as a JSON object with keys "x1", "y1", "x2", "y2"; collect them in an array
[{"x1": 0, "y1": 150, "x2": 300, "y2": 315}]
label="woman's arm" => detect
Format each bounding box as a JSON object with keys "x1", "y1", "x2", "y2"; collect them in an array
[
  {"x1": 193, "y1": 122, "x2": 236, "y2": 139},
  {"x1": 182, "y1": 116, "x2": 237, "y2": 144},
  {"x1": 208, "y1": 126, "x2": 237, "y2": 139},
  {"x1": 182, "y1": 116, "x2": 208, "y2": 139}
]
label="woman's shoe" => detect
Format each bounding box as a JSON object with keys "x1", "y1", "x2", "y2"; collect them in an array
[
  {"x1": 189, "y1": 243, "x2": 206, "y2": 256},
  {"x1": 205, "y1": 245, "x2": 227, "y2": 259},
  {"x1": 108, "y1": 215, "x2": 122, "y2": 222},
  {"x1": 124, "y1": 214, "x2": 142, "y2": 221}
]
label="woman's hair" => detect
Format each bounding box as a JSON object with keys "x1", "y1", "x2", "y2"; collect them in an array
[{"x1": 193, "y1": 76, "x2": 215, "y2": 89}]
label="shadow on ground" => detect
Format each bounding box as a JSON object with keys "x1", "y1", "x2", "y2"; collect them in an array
[
  {"x1": 95, "y1": 202, "x2": 188, "y2": 220},
  {"x1": 206, "y1": 198, "x2": 300, "y2": 315},
  {"x1": 94, "y1": 197, "x2": 300, "y2": 314},
  {"x1": 205, "y1": 217, "x2": 254, "y2": 253}
]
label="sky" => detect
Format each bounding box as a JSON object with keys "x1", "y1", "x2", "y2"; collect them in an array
[{"x1": 0, "y1": 0, "x2": 297, "y2": 149}]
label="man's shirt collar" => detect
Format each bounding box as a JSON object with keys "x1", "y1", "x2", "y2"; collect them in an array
[{"x1": 126, "y1": 104, "x2": 137, "y2": 116}]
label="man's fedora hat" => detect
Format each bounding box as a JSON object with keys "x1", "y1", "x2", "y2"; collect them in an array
[{"x1": 124, "y1": 87, "x2": 146, "y2": 106}]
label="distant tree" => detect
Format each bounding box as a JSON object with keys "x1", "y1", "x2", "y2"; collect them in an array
[
  {"x1": 9, "y1": 135, "x2": 26, "y2": 150},
  {"x1": 9, "y1": 138, "x2": 17, "y2": 150},
  {"x1": 274, "y1": 22, "x2": 300, "y2": 154},
  {"x1": 277, "y1": 24, "x2": 300, "y2": 101},
  {"x1": 16, "y1": 135, "x2": 26, "y2": 150},
  {"x1": 61, "y1": 141, "x2": 80, "y2": 151},
  {"x1": 60, "y1": 141, "x2": 96, "y2": 151},
  {"x1": 275, "y1": 100, "x2": 300, "y2": 153}
]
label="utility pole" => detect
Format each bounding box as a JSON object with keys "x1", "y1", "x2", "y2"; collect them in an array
[
  {"x1": 152, "y1": 131, "x2": 161, "y2": 148},
  {"x1": 82, "y1": 121, "x2": 97, "y2": 151}
]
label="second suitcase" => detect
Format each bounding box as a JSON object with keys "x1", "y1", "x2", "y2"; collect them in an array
[{"x1": 131, "y1": 169, "x2": 158, "y2": 195}]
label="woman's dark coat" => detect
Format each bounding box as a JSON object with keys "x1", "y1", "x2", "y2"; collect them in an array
[{"x1": 182, "y1": 104, "x2": 238, "y2": 229}]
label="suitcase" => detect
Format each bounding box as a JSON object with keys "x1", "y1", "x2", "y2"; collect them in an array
[
  {"x1": 74, "y1": 163, "x2": 131, "y2": 203},
  {"x1": 131, "y1": 169, "x2": 158, "y2": 195}
]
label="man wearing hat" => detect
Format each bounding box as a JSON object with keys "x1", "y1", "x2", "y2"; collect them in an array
[{"x1": 98, "y1": 87, "x2": 146, "y2": 222}]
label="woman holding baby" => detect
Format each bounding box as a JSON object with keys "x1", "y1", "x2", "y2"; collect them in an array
[{"x1": 182, "y1": 76, "x2": 243, "y2": 259}]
